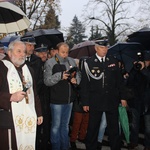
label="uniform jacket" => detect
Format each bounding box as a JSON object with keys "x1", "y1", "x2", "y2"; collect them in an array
[
  {"x1": 38, "y1": 61, "x2": 50, "y2": 115},
  {"x1": 44, "y1": 54, "x2": 81, "y2": 104},
  {"x1": 25, "y1": 54, "x2": 43, "y2": 93},
  {"x1": 80, "y1": 54, "x2": 127, "y2": 111}
]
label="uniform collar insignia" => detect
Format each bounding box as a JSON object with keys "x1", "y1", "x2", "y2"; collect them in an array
[
  {"x1": 94, "y1": 58, "x2": 98, "y2": 62},
  {"x1": 106, "y1": 57, "x2": 109, "y2": 61}
]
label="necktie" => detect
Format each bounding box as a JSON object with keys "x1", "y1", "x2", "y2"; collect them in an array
[
  {"x1": 101, "y1": 57, "x2": 104, "y2": 63},
  {"x1": 26, "y1": 57, "x2": 30, "y2": 62}
]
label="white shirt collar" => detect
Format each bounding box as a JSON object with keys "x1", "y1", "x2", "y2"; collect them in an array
[{"x1": 96, "y1": 53, "x2": 105, "y2": 62}]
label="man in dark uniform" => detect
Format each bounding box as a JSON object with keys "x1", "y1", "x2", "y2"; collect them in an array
[
  {"x1": 35, "y1": 44, "x2": 51, "y2": 150},
  {"x1": 80, "y1": 41, "x2": 127, "y2": 150},
  {"x1": 47, "y1": 45, "x2": 58, "y2": 59},
  {"x1": 20, "y1": 35, "x2": 43, "y2": 93}
]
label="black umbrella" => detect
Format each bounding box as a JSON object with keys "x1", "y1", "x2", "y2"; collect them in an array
[
  {"x1": 0, "y1": 1, "x2": 30, "y2": 33},
  {"x1": 108, "y1": 42, "x2": 143, "y2": 72},
  {"x1": 24, "y1": 28, "x2": 64, "y2": 47},
  {"x1": 69, "y1": 41, "x2": 96, "y2": 59},
  {"x1": 127, "y1": 27, "x2": 150, "y2": 50}
]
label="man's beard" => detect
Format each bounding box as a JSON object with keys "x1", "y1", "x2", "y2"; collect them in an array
[{"x1": 11, "y1": 55, "x2": 25, "y2": 66}]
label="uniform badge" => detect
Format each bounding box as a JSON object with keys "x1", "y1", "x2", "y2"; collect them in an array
[
  {"x1": 91, "y1": 70, "x2": 95, "y2": 73},
  {"x1": 106, "y1": 57, "x2": 109, "y2": 61},
  {"x1": 108, "y1": 63, "x2": 116, "y2": 67},
  {"x1": 97, "y1": 70, "x2": 100, "y2": 73},
  {"x1": 94, "y1": 59, "x2": 98, "y2": 62},
  {"x1": 93, "y1": 67, "x2": 99, "y2": 69}
]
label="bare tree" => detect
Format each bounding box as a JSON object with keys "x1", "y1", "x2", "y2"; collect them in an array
[
  {"x1": 134, "y1": 0, "x2": 150, "y2": 28},
  {"x1": 13, "y1": 0, "x2": 60, "y2": 30},
  {"x1": 84, "y1": 0, "x2": 135, "y2": 45}
]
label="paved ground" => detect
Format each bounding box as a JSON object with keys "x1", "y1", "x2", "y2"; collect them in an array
[{"x1": 75, "y1": 134, "x2": 145, "y2": 150}]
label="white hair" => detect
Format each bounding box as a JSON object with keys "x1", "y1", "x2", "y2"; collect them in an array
[{"x1": 8, "y1": 40, "x2": 26, "y2": 52}]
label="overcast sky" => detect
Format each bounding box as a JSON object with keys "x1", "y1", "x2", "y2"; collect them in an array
[{"x1": 59, "y1": 0, "x2": 88, "y2": 33}]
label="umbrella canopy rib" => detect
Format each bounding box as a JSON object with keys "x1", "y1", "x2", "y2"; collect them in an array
[
  {"x1": 0, "y1": 8, "x2": 22, "y2": 23},
  {"x1": 0, "y1": 1, "x2": 30, "y2": 33}
]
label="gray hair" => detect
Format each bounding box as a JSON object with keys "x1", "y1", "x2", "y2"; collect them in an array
[{"x1": 8, "y1": 40, "x2": 26, "y2": 52}]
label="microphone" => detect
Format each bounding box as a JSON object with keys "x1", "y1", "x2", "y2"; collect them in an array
[
  {"x1": 23, "y1": 81, "x2": 32, "y2": 92},
  {"x1": 23, "y1": 82, "x2": 32, "y2": 104}
]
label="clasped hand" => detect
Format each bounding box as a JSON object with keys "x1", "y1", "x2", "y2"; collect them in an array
[{"x1": 10, "y1": 91, "x2": 26, "y2": 102}]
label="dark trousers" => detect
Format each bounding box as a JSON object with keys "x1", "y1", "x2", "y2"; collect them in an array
[
  {"x1": 86, "y1": 109, "x2": 121, "y2": 150},
  {"x1": 129, "y1": 108, "x2": 150, "y2": 148},
  {"x1": 36, "y1": 114, "x2": 51, "y2": 150},
  {"x1": 129, "y1": 107, "x2": 140, "y2": 144},
  {"x1": 144, "y1": 113, "x2": 150, "y2": 148}
]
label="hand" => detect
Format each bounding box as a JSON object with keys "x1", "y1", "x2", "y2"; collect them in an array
[
  {"x1": 83, "y1": 106, "x2": 89, "y2": 112},
  {"x1": 121, "y1": 100, "x2": 128, "y2": 107},
  {"x1": 138, "y1": 61, "x2": 145, "y2": 70},
  {"x1": 62, "y1": 71, "x2": 70, "y2": 80},
  {"x1": 133, "y1": 61, "x2": 145, "y2": 70},
  {"x1": 70, "y1": 77, "x2": 77, "y2": 84},
  {"x1": 37, "y1": 116, "x2": 43, "y2": 125},
  {"x1": 123, "y1": 73, "x2": 129, "y2": 79},
  {"x1": 10, "y1": 91, "x2": 26, "y2": 102},
  {"x1": 139, "y1": 61, "x2": 145, "y2": 70}
]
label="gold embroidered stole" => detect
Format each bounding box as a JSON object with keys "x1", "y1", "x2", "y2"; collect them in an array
[{"x1": 2, "y1": 60, "x2": 37, "y2": 150}]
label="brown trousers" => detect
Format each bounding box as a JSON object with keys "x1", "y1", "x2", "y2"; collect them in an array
[{"x1": 70, "y1": 112, "x2": 89, "y2": 142}]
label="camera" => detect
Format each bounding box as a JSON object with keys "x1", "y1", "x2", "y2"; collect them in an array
[
  {"x1": 66, "y1": 67, "x2": 78, "y2": 88},
  {"x1": 66, "y1": 67, "x2": 78, "y2": 81},
  {"x1": 134, "y1": 52, "x2": 143, "y2": 70}
]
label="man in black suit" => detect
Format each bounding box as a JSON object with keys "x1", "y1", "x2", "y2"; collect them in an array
[
  {"x1": 34, "y1": 44, "x2": 51, "y2": 150},
  {"x1": 21, "y1": 35, "x2": 43, "y2": 93},
  {"x1": 80, "y1": 41, "x2": 127, "y2": 150}
]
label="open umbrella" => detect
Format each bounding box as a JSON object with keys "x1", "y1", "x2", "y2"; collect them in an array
[
  {"x1": 107, "y1": 42, "x2": 143, "y2": 72},
  {"x1": 127, "y1": 27, "x2": 150, "y2": 50},
  {"x1": 69, "y1": 41, "x2": 96, "y2": 59},
  {"x1": 24, "y1": 28, "x2": 64, "y2": 47},
  {"x1": 1, "y1": 35, "x2": 20, "y2": 47},
  {"x1": 118, "y1": 104, "x2": 130, "y2": 144},
  {"x1": 0, "y1": 1, "x2": 30, "y2": 33}
]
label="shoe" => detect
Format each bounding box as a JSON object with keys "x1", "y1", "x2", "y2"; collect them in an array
[
  {"x1": 70, "y1": 142, "x2": 77, "y2": 150},
  {"x1": 128, "y1": 143, "x2": 138, "y2": 150},
  {"x1": 143, "y1": 147, "x2": 150, "y2": 150},
  {"x1": 121, "y1": 140, "x2": 124, "y2": 147},
  {"x1": 78, "y1": 139, "x2": 86, "y2": 143},
  {"x1": 97, "y1": 141, "x2": 102, "y2": 150}
]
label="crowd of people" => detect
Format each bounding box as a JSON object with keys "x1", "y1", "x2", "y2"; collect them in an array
[{"x1": 0, "y1": 35, "x2": 150, "y2": 150}]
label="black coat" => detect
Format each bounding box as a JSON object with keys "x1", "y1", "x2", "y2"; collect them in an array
[
  {"x1": 25, "y1": 54, "x2": 43, "y2": 93},
  {"x1": 125, "y1": 66, "x2": 150, "y2": 115},
  {"x1": 80, "y1": 54, "x2": 127, "y2": 111}
]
